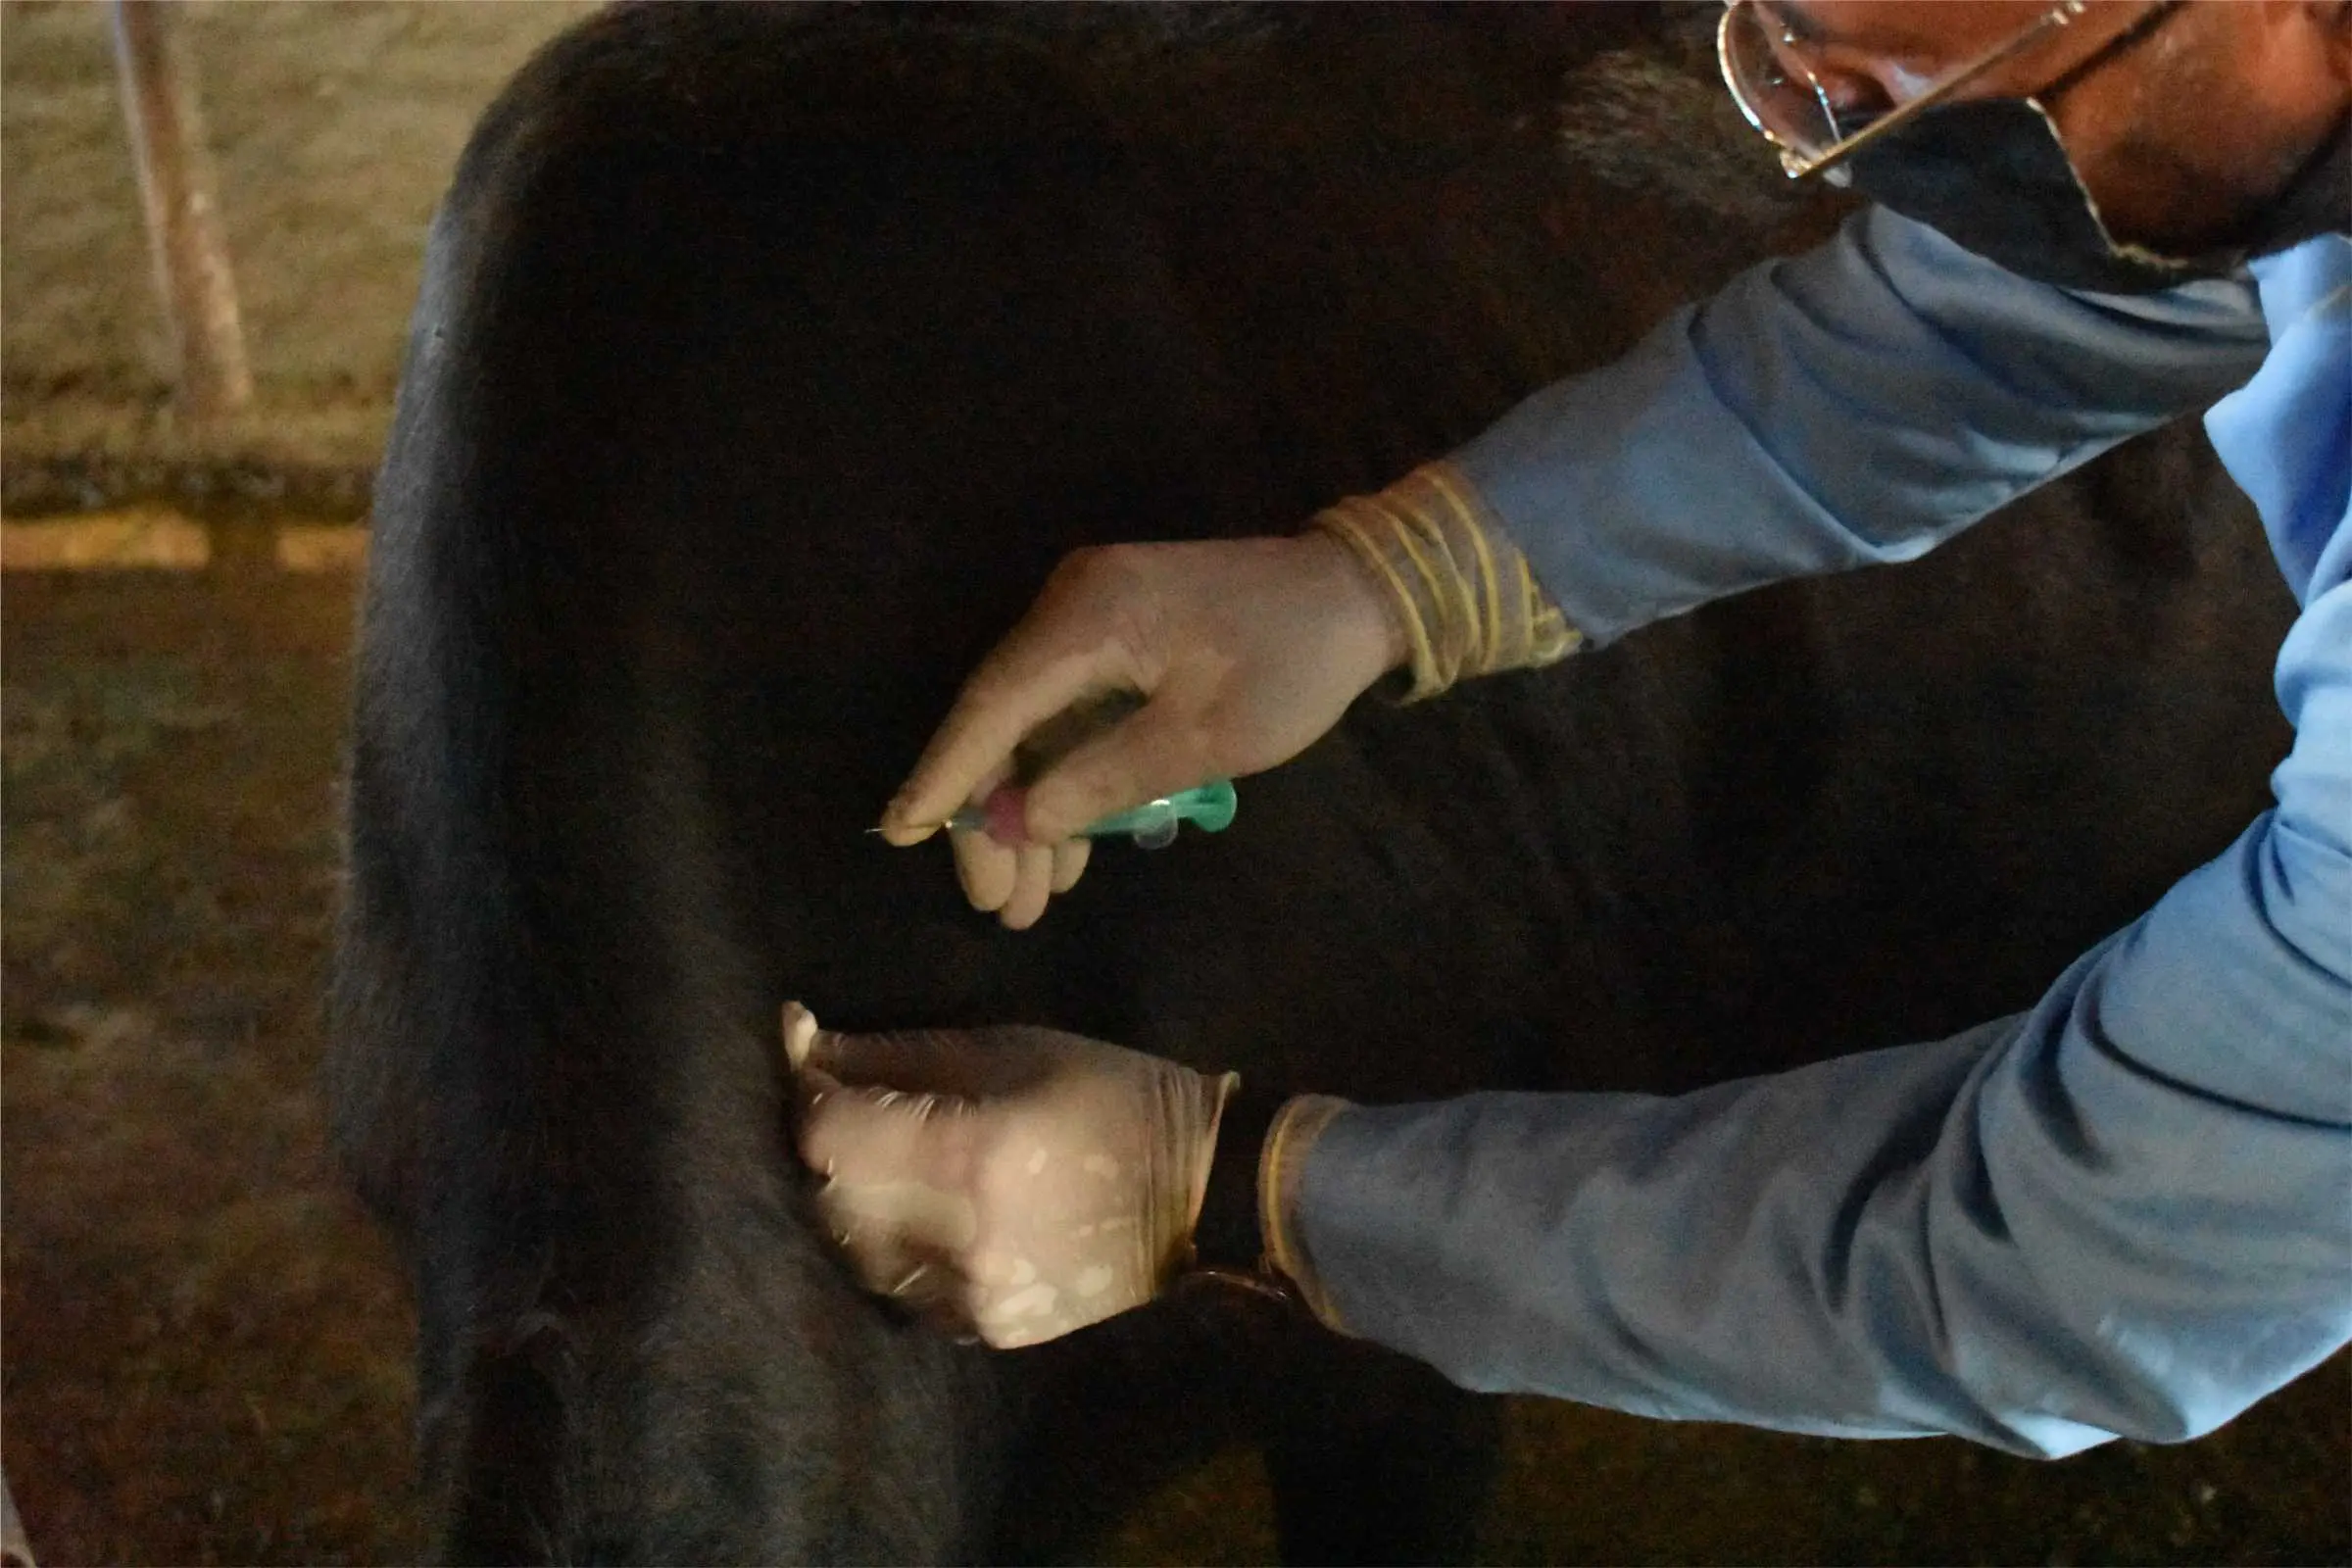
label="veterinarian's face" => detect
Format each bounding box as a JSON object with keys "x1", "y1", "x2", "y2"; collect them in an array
[{"x1": 1725, "y1": 1, "x2": 2350, "y2": 283}]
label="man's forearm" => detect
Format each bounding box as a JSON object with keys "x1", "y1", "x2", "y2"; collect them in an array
[
  {"x1": 1228, "y1": 792, "x2": 2352, "y2": 1455},
  {"x1": 1449, "y1": 207, "x2": 2269, "y2": 645}
]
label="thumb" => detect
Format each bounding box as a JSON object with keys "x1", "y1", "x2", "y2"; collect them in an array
[
  {"x1": 1022, "y1": 700, "x2": 1213, "y2": 844},
  {"x1": 793, "y1": 1062, "x2": 845, "y2": 1123},
  {"x1": 783, "y1": 1004, "x2": 989, "y2": 1097}
]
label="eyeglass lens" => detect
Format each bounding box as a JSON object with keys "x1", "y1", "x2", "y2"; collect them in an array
[{"x1": 1718, "y1": 1, "x2": 1848, "y2": 158}]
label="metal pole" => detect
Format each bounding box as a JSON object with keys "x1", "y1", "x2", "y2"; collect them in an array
[{"x1": 111, "y1": 0, "x2": 252, "y2": 423}]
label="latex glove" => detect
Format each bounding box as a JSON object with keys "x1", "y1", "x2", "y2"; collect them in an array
[
  {"x1": 875, "y1": 534, "x2": 1404, "y2": 928},
  {"x1": 784, "y1": 1003, "x2": 1235, "y2": 1348}
]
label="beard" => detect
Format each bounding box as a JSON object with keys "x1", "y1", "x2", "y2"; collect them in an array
[
  {"x1": 2080, "y1": 9, "x2": 2350, "y2": 263},
  {"x1": 2088, "y1": 110, "x2": 2348, "y2": 261}
]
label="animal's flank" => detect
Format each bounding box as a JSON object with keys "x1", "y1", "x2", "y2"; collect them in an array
[{"x1": 326, "y1": 5, "x2": 2288, "y2": 1560}]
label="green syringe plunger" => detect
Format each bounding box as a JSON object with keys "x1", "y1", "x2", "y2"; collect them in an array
[
  {"x1": 1065, "y1": 778, "x2": 1238, "y2": 849},
  {"x1": 883, "y1": 778, "x2": 1238, "y2": 850}
]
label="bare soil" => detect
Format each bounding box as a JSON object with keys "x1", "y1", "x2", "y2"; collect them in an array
[
  {"x1": 1, "y1": 0, "x2": 592, "y2": 502},
  {"x1": 3, "y1": 566, "x2": 415, "y2": 1565}
]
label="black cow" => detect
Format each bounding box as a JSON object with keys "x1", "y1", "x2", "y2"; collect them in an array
[{"x1": 325, "y1": 5, "x2": 2293, "y2": 1561}]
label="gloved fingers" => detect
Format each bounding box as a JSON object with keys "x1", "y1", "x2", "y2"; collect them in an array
[
  {"x1": 952, "y1": 821, "x2": 1020, "y2": 915},
  {"x1": 781, "y1": 1002, "x2": 824, "y2": 1073},
  {"x1": 997, "y1": 843, "x2": 1057, "y2": 930},
  {"x1": 794, "y1": 1061, "x2": 979, "y2": 1202},
  {"x1": 1050, "y1": 837, "x2": 1091, "y2": 894},
  {"x1": 791, "y1": 1060, "x2": 845, "y2": 1129},
  {"x1": 880, "y1": 589, "x2": 1134, "y2": 846},
  {"x1": 1023, "y1": 693, "x2": 1216, "y2": 845},
  {"x1": 956, "y1": 827, "x2": 1079, "y2": 929},
  {"x1": 783, "y1": 1003, "x2": 926, "y2": 1092},
  {"x1": 813, "y1": 1191, "x2": 970, "y2": 1318},
  {"x1": 785, "y1": 1005, "x2": 1057, "y2": 1102}
]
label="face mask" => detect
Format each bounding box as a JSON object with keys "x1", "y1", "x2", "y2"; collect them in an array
[{"x1": 1842, "y1": 96, "x2": 2351, "y2": 295}]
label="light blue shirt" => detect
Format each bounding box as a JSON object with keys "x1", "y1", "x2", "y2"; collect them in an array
[{"x1": 1294, "y1": 210, "x2": 2352, "y2": 1456}]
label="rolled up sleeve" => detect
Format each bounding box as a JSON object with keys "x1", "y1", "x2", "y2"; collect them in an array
[
  {"x1": 1453, "y1": 207, "x2": 2270, "y2": 645},
  {"x1": 1285, "y1": 234, "x2": 2352, "y2": 1455},
  {"x1": 1291, "y1": 709, "x2": 2352, "y2": 1452}
]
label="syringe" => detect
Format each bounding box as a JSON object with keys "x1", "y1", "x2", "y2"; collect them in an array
[{"x1": 872, "y1": 779, "x2": 1238, "y2": 850}]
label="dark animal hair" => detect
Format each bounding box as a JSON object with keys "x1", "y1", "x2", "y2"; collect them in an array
[{"x1": 327, "y1": 5, "x2": 2287, "y2": 1561}]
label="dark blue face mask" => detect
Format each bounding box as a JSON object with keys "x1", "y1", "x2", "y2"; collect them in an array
[{"x1": 1842, "y1": 96, "x2": 2351, "y2": 295}]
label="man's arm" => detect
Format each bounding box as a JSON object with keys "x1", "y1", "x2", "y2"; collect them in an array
[
  {"x1": 1284, "y1": 736, "x2": 2352, "y2": 1454},
  {"x1": 876, "y1": 208, "x2": 2270, "y2": 910},
  {"x1": 1240, "y1": 235, "x2": 2352, "y2": 1454},
  {"x1": 1279, "y1": 273, "x2": 2352, "y2": 1447},
  {"x1": 1453, "y1": 206, "x2": 2272, "y2": 644}
]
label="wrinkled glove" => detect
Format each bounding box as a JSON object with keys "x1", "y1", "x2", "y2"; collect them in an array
[{"x1": 784, "y1": 1003, "x2": 1235, "y2": 1348}]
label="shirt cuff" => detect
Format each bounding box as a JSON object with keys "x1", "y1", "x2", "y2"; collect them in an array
[
  {"x1": 1309, "y1": 460, "x2": 1581, "y2": 702},
  {"x1": 1260, "y1": 1094, "x2": 1356, "y2": 1332}
]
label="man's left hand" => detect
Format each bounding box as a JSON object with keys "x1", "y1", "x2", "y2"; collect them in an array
[{"x1": 784, "y1": 1003, "x2": 1235, "y2": 1348}]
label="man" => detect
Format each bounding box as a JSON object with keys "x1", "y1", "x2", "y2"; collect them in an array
[{"x1": 790, "y1": 0, "x2": 2351, "y2": 1453}]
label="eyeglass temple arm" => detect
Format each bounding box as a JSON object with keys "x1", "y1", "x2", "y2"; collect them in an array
[{"x1": 1781, "y1": 0, "x2": 2088, "y2": 179}]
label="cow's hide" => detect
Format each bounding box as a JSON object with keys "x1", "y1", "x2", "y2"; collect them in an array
[{"x1": 325, "y1": 4, "x2": 2292, "y2": 1561}]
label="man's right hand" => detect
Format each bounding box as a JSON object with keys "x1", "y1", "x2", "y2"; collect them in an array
[{"x1": 877, "y1": 532, "x2": 1404, "y2": 928}]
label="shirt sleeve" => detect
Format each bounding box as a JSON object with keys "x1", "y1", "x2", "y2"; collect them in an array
[
  {"x1": 1452, "y1": 206, "x2": 2272, "y2": 646},
  {"x1": 1293, "y1": 845, "x2": 2352, "y2": 1456},
  {"x1": 1288, "y1": 240, "x2": 2352, "y2": 1457}
]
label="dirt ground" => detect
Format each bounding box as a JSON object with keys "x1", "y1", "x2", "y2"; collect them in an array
[
  {"x1": 3, "y1": 567, "x2": 415, "y2": 1565},
  {"x1": 2, "y1": 2, "x2": 2347, "y2": 1563},
  {"x1": 1, "y1": 0, "x2": 593, "y2": 505}
]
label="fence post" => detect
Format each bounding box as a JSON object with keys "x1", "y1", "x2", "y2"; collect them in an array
[{"x1": 111, "y1": 0, "x2": 253, "y2": 424}]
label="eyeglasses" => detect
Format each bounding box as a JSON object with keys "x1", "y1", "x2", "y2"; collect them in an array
[{"x1": 1717, "y1": 0, "x2": 2179, "y2": 182}]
